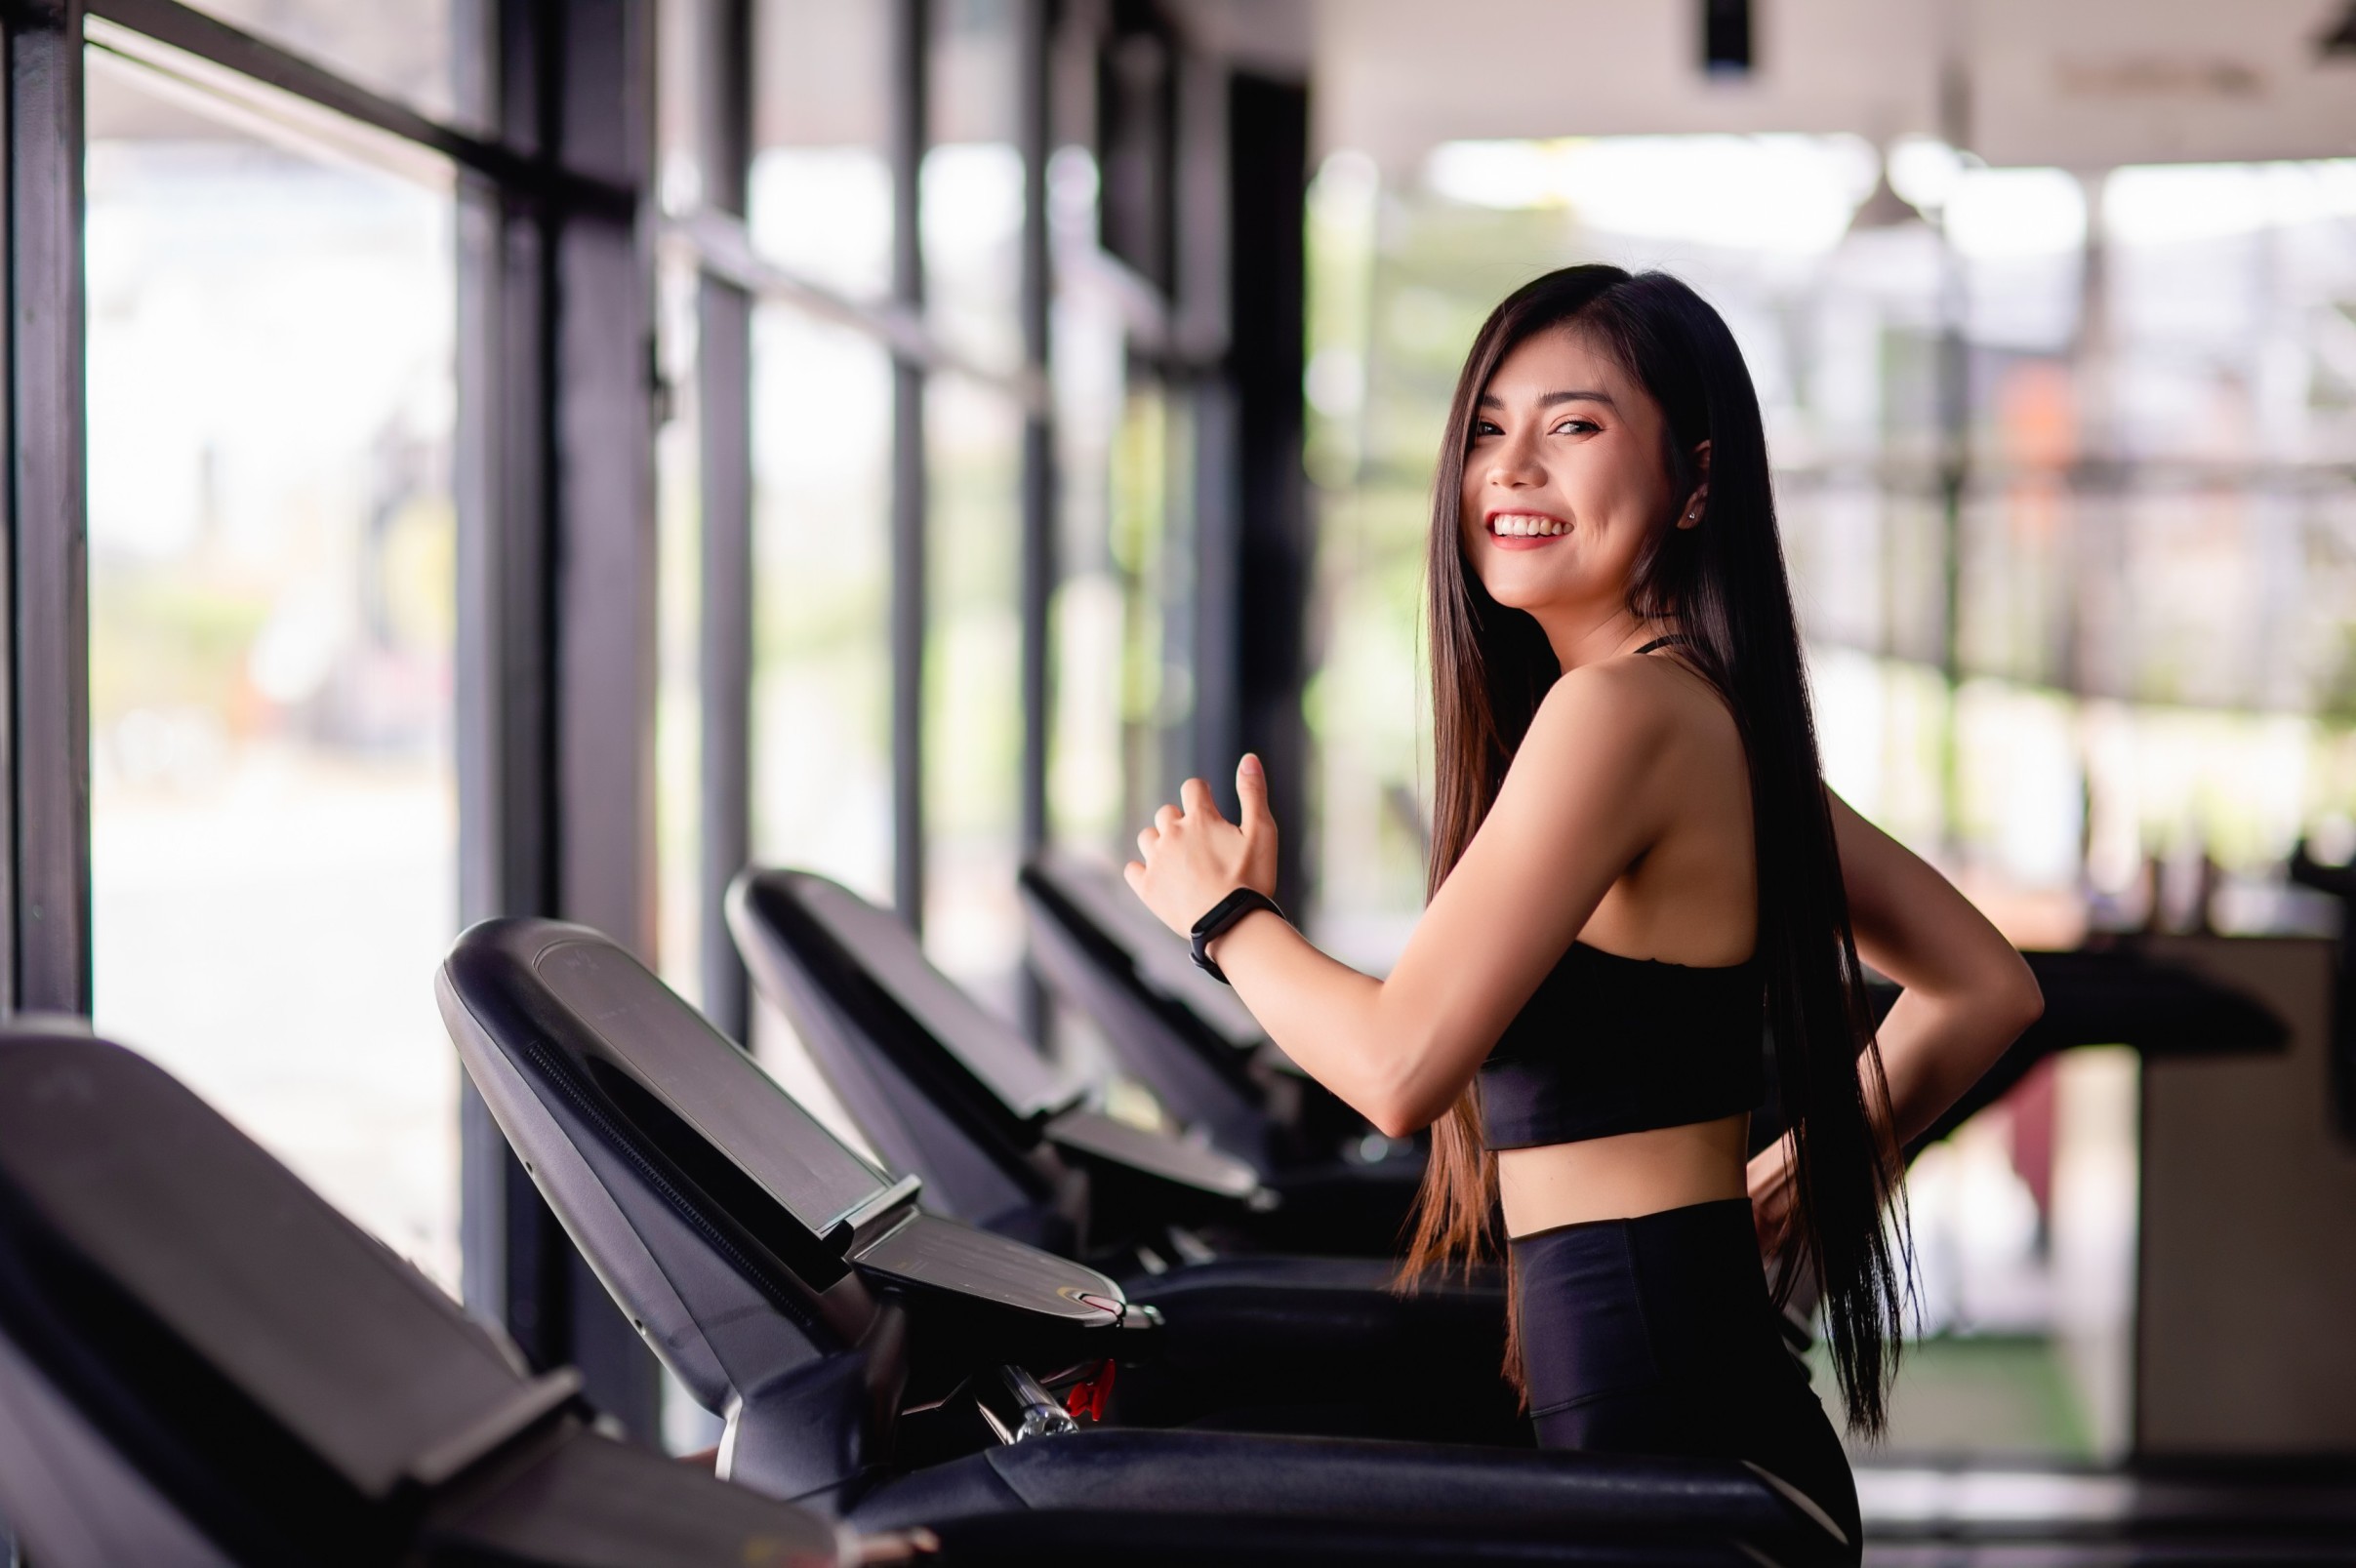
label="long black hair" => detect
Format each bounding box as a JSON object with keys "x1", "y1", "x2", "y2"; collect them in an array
[{"x1": 1400, "y1": 264, "x2": 1910, "y2": 1435}]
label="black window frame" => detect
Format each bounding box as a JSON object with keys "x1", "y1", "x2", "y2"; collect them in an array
[
  {"x1": 20, "y1": 0, "x2": 670, "y2": 1435},
  {"x1": 9, "y1": 0, "x2": 1311, "y2": 1444}
]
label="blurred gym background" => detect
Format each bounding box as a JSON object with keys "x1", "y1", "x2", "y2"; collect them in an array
[{"x1": 46, "y1": 0, "x2": 2356, "y2": 1492}]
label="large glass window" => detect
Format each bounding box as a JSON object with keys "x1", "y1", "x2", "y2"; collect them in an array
[
  {"x1": 653, "y1": 247, "x2": 706, "y2": 1005},
  {"x1": 923, "y1": 379, "x2": 1024, "y2": 1005},
  {"x1": 182, "y1": 0, "x2": 473, "y2": 130},
  {"x1": 742, "y1": 0, "x2": 1036, "y2": 1021},
  {"x1": 85, "y1": 50, "x2": 462, "y2": 1291},
  {"x1": 746, "y1": 0, "x2": 895, "y2": 911},
  {"x1": 736, "y1": 0, "x2": 901, "y2": 1157},
  {"x1": 927, "y1": 0, "x2": 1022, "y2": 373},
  {"x1": 919, "y1": 0, "x2": 1026, "y2": 1007},
  {"x1": 751, "y1": 0, "x2": 890, "y2": 297},
  {"x1": 1042, "y1": 145, "x2": 1133, "y2": 862},
  {"x1": 749, "y1": 308, "x2": 895, "y2": 900}
]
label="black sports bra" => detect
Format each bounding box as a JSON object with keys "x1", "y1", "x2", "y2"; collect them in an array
[
  {"x1": 1476, "y1": 632, "x2": 1767, "y2": 1150},
  {"x1": 1478, "y1": 943, "x2": 1765, "y2": 1148}
]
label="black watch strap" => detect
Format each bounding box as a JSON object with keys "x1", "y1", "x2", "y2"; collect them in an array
[{"x1": 1189, "y1": 888, "x2": 1284, "y2": 984}]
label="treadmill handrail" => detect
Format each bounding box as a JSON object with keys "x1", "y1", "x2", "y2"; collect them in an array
[
  {"x1": 1041, "y1": 1108, "x2": 1261, "y2": 1200},
  {"x1": 734, "y1": 868, "x2": 1273, "y2": 1220},
  {"x1": 747, "y1": 869, "x2": 1087, "y2": 1120},
  {"x1": 526, "y1": 925, "x2": 902, "y2": 1236},
  {"x1": 0, "y1": 1031, "x2": 863, "y2": 1568},
  {"x1": 729, "y1": 869, "x2": 1077, "y2": 1218},
  {"x1": 443, "y1": 936, "x2": 1848, "y2": 1563},
  {"x1": 1030, "y1": 851, "x2": 1266, "y2": 1051},
  {"x1": 0, "y1": 1030, "x2": 555, "y2": 1504},
  {"x1": 439, "y1": 921, "x2": 903, "y2": 1321}
]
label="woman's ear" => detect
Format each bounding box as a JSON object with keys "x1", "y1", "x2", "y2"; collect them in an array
[{"x1": 1677, "y1": 439, "x2": 1711, "y2": 530}]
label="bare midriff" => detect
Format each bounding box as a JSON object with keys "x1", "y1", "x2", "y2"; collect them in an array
[{"x1": 1495, "y1": 1112, "x2": 1750, "y2": 1237}]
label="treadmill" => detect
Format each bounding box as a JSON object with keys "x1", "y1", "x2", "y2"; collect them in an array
[
  {"x1": 724, "y1": 865, "x2": 1516, "y2": 1438},
  {"x1": 437, "y1": 916, "x2": 1853, "y2": 1565},
  {"x1": 0, "y1": 1023, "x2": 1804, "y2": 1568},
  {"x1": 733, "y1": 865, "x2": 1412, "y2": 1261},
  {"x1": 1020, "y1": 851, "x2": 1415, "y2": 1180},
  {"x1": 0, "y1": 1021, "x2": 853, "y2": 1568}
]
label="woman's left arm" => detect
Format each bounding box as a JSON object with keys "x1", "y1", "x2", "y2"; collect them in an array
[
  {"x1": 1827, "y1": 792, "x2": 2046, "y2": 1147},
  {"x1": 1747, "y1": 792, "x2": 2045, "y2": 1244}
]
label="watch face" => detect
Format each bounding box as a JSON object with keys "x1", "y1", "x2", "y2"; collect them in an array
[
  {"x1": 1189, "y1": 890, "x2": 1278, "y2": 986},
  {"x1": 1194, "y1": 889, "x2": 1248, "y2": 935}
]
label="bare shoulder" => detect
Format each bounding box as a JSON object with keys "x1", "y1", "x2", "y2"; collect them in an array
[
  {"x1": 1526, "y1": 651, "x2": 1729, "y2": 757},
  {"x1": 1482, "y1": 653, "x2": 1741, "y2": 884}
]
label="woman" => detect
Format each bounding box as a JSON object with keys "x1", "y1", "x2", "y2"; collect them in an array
[{"x1": 1124, "y1": 265, "x2": 2043, "y2": 1554}]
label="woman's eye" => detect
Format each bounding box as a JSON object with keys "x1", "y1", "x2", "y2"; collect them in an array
[
  {"x1": 1551, "y1": 418, "x2": 1599, "y2": 436},
  {"x1": 1472, "y1": 421, "x2": 1501, "y2": 438}
]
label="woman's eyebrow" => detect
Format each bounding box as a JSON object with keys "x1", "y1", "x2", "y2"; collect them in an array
[{"x1": 1475, "y1": 389, "x2": 1618, "y2": 410}]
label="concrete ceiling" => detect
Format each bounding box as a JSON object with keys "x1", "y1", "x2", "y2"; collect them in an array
[{"x1": 1314, "y1": 0, "x2": 2356, "y2": 174}]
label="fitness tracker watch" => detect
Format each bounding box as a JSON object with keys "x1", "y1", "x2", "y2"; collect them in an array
[{"x1": 1188, "y1": 887, "x2": 1284, "y2": 984}]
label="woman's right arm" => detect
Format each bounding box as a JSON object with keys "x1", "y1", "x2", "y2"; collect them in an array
[
  {"x1": 1126, "y1": 662, "x2": 1678, "y2": 1139},
  {"x1": 1749, "y1": 792, "x2": 2045, "y2": 1241}
]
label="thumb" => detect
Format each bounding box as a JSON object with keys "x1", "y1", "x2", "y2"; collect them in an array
[{"x1": 1237, "y1": 753, "x2": 1276, "y2": 835}]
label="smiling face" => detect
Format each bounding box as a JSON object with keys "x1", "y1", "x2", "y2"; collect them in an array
[{"x1": 1458, "y1": 325, "x2": 1696, "y2": 638}]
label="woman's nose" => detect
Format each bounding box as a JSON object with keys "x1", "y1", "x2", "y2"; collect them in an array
[{"x1": 1484, "y1": 433, "x2": 1543, "y2": 488}]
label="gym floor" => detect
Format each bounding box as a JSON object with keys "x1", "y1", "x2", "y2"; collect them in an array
[
  {"x1": 1858, "y1": 1461, "x2": 2356, "y2": 1564},
  {"x1": 1809, "y1": 1337, "x2": 2356, "y2": 1561}
]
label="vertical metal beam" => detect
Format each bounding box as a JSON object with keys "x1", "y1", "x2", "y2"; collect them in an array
[
  {"x1": 696, "y1": 0, "x2": 753, "y2": 1042},
  {"x1": 1223, "y1": 72, "x2": 1311, "y2": 909},
  {"x1": 1095, "y1": 17, "x2": 1173, "y2": 297},
  {"x1": 454, "y1": 163, "x2": 558, "y2": 1376},
  {"x1": 888, "y1": 0, "x2": 928, "y2": 930},
  {"x1": 548, "y1": 0, "x2": 662, "y2": 1442},
  {"x1": 1934, "y1": 248, "x2": 1967, "y2": 830},
  {"x1": 2061, "y1": 170, "x2": 2109, "y2": 703},
  {"x1": 1933, "y1": 53, "x2": 1971, "y2": 852},
  {"x1": 1177, "y1": 54, "x2": 1236, "y2": 812},
  {"x1": 6, "y1": 0, "x2": 91, "y2": 1017},
  {"x1": 1189, "y1": 375, "x2": 1239, "y2": 796},
  {"x1": 456, "y1": 0, "x2": 661, "y2": 1445},
  {"x1": 551, "y1": 0, "x2": 658, "y2": 961},
  {"x1": 457, "y1": 0, "x2": 559, "y2": 1391},
  {"x1": 455, "y1": 0, "x2": 553, "y2": 937},
  {"x1": 1017, "y1": 0, "x2": 1052, "y2": 862},
  {"x1": 1014, "y1": 0, "x2": 1053, "y2": 1042}
]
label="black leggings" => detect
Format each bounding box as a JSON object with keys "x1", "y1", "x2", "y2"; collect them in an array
[{"x1": 1511, "y1": 1197, "x2": 1860, "y2": 1561}]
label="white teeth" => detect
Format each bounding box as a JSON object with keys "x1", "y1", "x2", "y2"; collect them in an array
[{"x1": 1492, "y1": 514, "x2": 1565, "y2": 538}]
